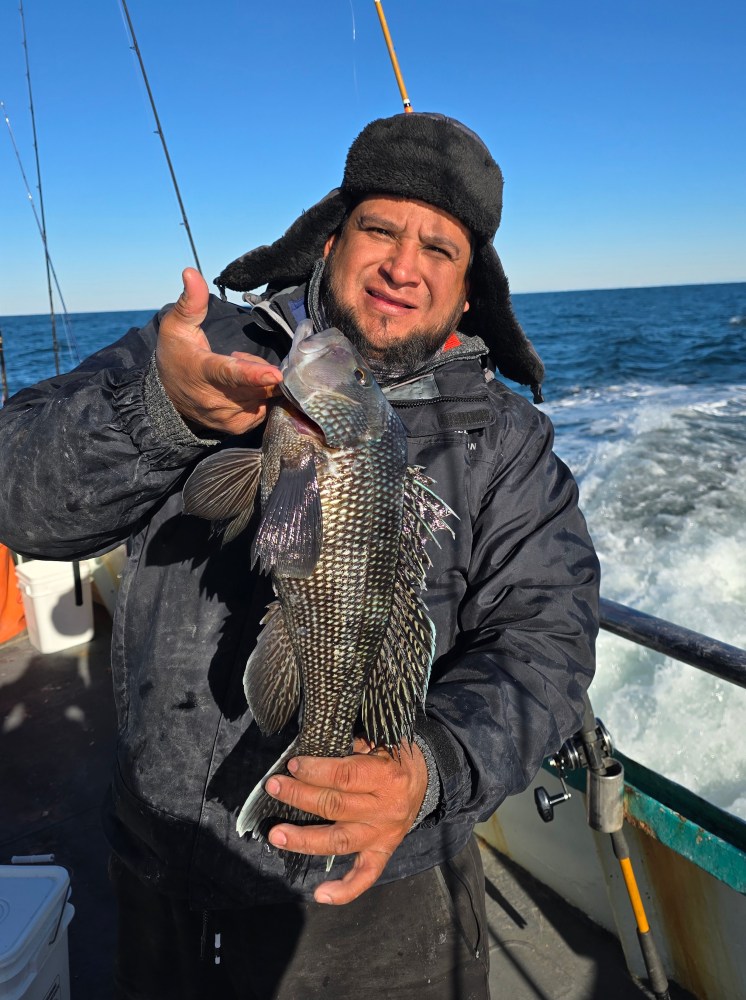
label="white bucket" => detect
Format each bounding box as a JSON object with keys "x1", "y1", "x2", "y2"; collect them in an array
[
  {"x1": 86, "y1": 545, "x2": 126, "y2": 618},
  {"x1": 14, "y1": 561, "x2": 94, "y2": 654},
  {"x1": 0, "y1": 865, "x2": 74, "y2": 1000}
]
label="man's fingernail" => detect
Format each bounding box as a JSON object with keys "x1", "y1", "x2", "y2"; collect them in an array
[
  {"x1": 269, "y1": 829, "x2": 287, "y2": 847},
  {"x1": 266, "y1": 778, "x2": 281, "y2": 795},
  {"x1": 287, "y1": 758, "x2": 299, "y2": 774},
  {"x1": 260, "y1": 373, "x2": 281, "y2": 385},
  {"x1": 315, "y1": 892, "x2": 333, "y2": 905}
]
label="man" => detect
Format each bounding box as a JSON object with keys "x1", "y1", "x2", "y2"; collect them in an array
[{"x1": 0, "y1": 113, "x2": 599, "y2": 998}]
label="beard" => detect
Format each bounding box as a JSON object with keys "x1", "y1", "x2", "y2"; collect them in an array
[{"x1": 320, "y1": 250, "x2": 467, "y2": 371}]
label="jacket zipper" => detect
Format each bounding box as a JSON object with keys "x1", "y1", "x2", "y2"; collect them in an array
[{"x1": 392, "y1": 393, "x2": 489, "y2": 409}]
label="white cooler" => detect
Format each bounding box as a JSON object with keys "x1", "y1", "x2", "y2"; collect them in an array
[{"x1": 0, "y1": 866, "x2": 74, "y2": 1000}]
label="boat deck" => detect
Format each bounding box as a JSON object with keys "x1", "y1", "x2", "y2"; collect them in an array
[{"x1": 0, "y1": 612, "x2": 693, "y2": 999}]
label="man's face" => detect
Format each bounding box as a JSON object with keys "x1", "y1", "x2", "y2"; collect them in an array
[{"x1": 321, "y1": 195, "x2": 471, "y2": 367}]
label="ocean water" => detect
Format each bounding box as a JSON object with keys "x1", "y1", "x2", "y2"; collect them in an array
[{"x1": 1, "y1": 282, "x2": 745, "y2": 819}]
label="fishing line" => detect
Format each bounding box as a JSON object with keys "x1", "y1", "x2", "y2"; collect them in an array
[
  {"x1": 1, "y1": 100, "x2": 80, "y2": 369},
  {"x1": 349, "y1": 0, "x2": 357, "y2": 40},
  {"x1": 349, "y1": 0, "x2": 360, "y2": 103}
]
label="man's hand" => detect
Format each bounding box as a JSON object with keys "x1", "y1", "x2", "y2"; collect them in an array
[
  {"x1": 156, "y1": 268, "x2": 283, "y2": 435},
  {"x1": 265, "y1": 738, "x2": 429, "y2": 905}
]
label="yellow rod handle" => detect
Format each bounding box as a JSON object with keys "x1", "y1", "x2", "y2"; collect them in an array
[
  {"x1": 619, "y1": 857, "x2": 650, "y2": 933},
  {"x1": 374, "y1": 1, "x2": 413, "y2": 112}
]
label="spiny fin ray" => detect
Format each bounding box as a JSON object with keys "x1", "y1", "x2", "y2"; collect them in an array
[{"x1": 361, "y1": 467, "x2": 455, "y2": 748}]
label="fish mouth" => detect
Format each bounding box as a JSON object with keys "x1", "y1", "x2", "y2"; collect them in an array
[
  {"x1": 276, "y1": 392, "x2": 325, "y2": 441},
  {"x1": 278, "y1": 380, "x2": 308, "y2": 417}
]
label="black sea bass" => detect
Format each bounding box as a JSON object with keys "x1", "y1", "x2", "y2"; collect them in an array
[{"x1": 183, "y1": 321, "x2": 454, "y2": 877}]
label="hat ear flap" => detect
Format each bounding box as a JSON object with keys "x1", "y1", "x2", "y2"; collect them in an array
[
  {"x1": 214, "y1": 189, "x2": 350, "y2": 294},
  {"x1": 461, "y1": 243, "x2": 545, "y2": 401}
]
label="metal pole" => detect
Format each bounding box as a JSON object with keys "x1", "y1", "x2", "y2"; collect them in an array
[
  {"x1": 373, "y1": 1, "x2": 413, "y2": 112},
  {"x1": 600, "y1": 597, "x2": 746, "y2": 689},
  {"x1": 119, "y1": 0, "x2": 203, "y2": 274},
  {"x1": 18, "y1": 0, "x2": 60, "y2": 376}
]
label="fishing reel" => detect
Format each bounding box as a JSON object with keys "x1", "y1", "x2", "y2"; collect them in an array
[{"x1": 534, "y1": 716, "x2": 614, "y2": 823}]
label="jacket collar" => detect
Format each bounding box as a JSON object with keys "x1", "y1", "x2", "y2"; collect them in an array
[{"x1": 251, "y1": 280, "x2": 490, "y2": 397}]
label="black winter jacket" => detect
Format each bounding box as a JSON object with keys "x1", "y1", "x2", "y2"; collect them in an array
[{"x1": 0, "y1": 288, "x2": 599, "y2": 907}]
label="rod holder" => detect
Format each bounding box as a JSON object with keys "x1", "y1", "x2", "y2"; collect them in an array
[{"x1": 586, "y1": 759, "x2": 625, "y2": 833}]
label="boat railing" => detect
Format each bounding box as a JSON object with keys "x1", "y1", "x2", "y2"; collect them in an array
[
  {"x1": 532, "y1": 596, "x2": 746, "y2": 900},
  {"x1": 527, "y1": 599, "x2": 746, "y2": 998},
  {"x1": 599, "y1": 597, "x2": 746, "y2": 689}
]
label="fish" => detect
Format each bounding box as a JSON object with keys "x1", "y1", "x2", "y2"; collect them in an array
[{"x1": 182, "y1": 320, "x2": 454, "y2": 880}]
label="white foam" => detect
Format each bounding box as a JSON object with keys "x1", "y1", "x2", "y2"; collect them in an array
[{"x1": 548, "y1": 383, "x2": 746, "y2": 818}]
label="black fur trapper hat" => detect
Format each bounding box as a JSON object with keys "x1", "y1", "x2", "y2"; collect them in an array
[{"x1": 216, "y1": 112, "x2": 544, "y2": 400}]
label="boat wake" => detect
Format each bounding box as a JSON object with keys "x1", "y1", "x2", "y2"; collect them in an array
[{"x1": 546, "y1": 382, "x2": 746, "y2": 820}]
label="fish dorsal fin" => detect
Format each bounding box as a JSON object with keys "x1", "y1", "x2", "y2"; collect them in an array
[
  {"x1": 182, "y1": 449, "x2": 263, "y2": 536},
  {"x1": 360, "y1": 468, "x2": 456, "y2": 748},
  {"x1": 252, "y1": 453, "x2": 322, "y2": 578},
  {"x1": 244, "y1": 600, "x2": 301, "y2": 735}
]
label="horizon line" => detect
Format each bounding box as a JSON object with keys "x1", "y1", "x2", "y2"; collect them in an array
[{"x1": 2, "y1": 278, "x2": 745, "y2": 320}]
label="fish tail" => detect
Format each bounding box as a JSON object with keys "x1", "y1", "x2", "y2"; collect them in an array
[
  {"x1": 236, "y1": 739, "x2": 320, "y2": 883},
  {"x1": 236, "y1": 738, "x2": 305, "y2": 837}
]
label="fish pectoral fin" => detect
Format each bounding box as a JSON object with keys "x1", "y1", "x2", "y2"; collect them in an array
[
  {"x1": 244, "y1": 600, "x2": 301, "y2": 735},
  {"x1": 182, "y1": 448, "x2": 263, "y2": 536},
  {"x1": 251, "y1": 454, "x2": 322, "y2": 577}
]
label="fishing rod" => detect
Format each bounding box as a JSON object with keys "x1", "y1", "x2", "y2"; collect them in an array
[
  {"x1": 1, "y1": 101, "x2": 80, "y2": 368},
  {"x1": 0, "y1": 327, "x2": 10, "y2": 404},
  {"x1": 119, "y1": 0, "x2": 203, "y2": 275},
  {"x1": 18, "y1": 0, "x2": 60, "y2": 376},
  {"x1": 9, "y1": 7, "x2": 86, "y2": 606},
  {"x1": 374, "y1": 1, "x2": 413, "y2": 112}
]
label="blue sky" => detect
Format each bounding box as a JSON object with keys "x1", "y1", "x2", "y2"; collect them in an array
[{"x1": 1, "y1": 0, "x2": 744, "y2": 315}]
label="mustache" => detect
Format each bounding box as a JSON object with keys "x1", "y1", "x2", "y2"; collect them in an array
[{"x1": 320, "y1": 254, "x2": 466, "y2": 372}]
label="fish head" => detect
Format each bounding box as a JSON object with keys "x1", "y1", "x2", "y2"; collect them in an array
[{"x1": 279, "y1": 320, "x2": 393, "y2": 447}]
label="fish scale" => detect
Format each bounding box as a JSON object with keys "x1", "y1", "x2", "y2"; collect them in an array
[{"x1": 277, "y1": 429, "x2": 405, "y2": 757}]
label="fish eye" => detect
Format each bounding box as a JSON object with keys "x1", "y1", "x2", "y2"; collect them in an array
[{"x1": 353, "y1": 368, "x2": 368, "y2": 385}]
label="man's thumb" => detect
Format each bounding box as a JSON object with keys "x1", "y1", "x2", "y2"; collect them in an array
[{"x1": 172, "y1": 267, "x2": 210, "y2": 331}]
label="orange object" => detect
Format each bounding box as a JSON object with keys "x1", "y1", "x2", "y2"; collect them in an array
[
  {"x1": 0, "y1": 544, "x2": 27, "y2": 644},
  {"x1": 619, "y1": 856, "x2": 651, "y2": 933}
]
